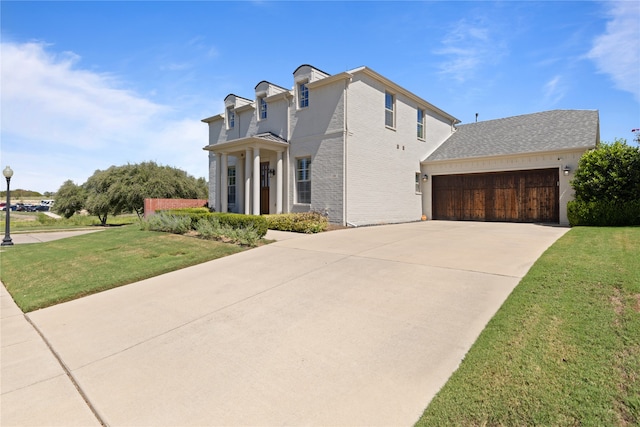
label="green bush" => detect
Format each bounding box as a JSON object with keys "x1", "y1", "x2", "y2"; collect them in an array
[
  {"x1": 160, "y1": 208, "x2": 211, "y2": 223},
  {"x1": 144, "y1": 213, "x2": 192, "y2": 234},
  {"x1": 567, "y1": 200, "x2": 640, "y2": 226},
  {"x1": 265, "y1": 212, "x2": 328, "y2": 233},
  {"x1": 569, "y1": 139, "x2": 640, "y2": 227},
  {"x1": 211, "y1": 213, "x2": 268, "y2": 238},
  {"x1": 150, "y1": 209, "x2": 268, "y2": 239},
  {"x1": 194, "y1": 218, "x2": 260, "y2": 246}
]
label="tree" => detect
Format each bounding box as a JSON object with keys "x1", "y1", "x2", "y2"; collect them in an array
[
  {"x1": 53, "y1": 180, "x2": 86, "y2": 218},
  {"x1": 107, "y1": 162, "x2": 208, "y2": 219},
  {"x1": 79, "y1": 162, "x2": 208, "y2": 225}
]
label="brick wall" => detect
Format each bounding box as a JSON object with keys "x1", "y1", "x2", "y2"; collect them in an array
[{"x1": 144, "y1": 198, "x2": 208, "y2": 218}]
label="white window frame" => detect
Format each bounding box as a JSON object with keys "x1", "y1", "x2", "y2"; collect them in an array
[
  {"x1": 227, "y1": 166, "x2": 236, "y2": 206},
  {"x1": 227, "y1": 106, "x2": 235, "y2": 129},
  {"x1": 415, "y1": 172, "x2": 422, "y2": 194},
  {"x1": 417, "y1": 109, "x2": 425, "y2": 140},
  {"x1": 259, "y1": 97, "x2": 267, "y2": 120},
  {"x1": 296, "y1": 157, "x2": 311, "y2": 204},
  {"x1": 385, "y1": 92, "x2": 395, "y2": 128},
  {"x1": 298, "y1": 82, "x2": 309, "y2": 109}
]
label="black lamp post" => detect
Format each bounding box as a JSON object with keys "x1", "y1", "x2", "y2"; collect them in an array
[{"x1": 2, "y1": 166, "x2": 14, "y2": 246}]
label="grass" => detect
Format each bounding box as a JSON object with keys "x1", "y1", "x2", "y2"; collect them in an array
[
  {"x1": 1, "y1": 212, "x2": 137, "y2": 231},
  {"x1": 0, "y1": 225, "x2": 246, "y2": 312},
  {"x1": 416, "y1": 227, "x2": 640, "y2": 426}
]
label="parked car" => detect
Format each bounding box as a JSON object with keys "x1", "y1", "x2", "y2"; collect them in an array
[{"x1": 34, "y1": 205, "x2": 50, "y2": 212}]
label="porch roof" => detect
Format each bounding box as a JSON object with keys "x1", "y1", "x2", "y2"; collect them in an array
[{"x1": 203, "y1": 132, "x2": 289, "y2": 153}]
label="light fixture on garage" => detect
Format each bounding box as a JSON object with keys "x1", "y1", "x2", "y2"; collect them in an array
[
  {"x1": 563, "y1": 165, "x2": 571, "y2": 176},
  {"x1": 422, "y1": 174, "x2": 429, "y2": 181}
]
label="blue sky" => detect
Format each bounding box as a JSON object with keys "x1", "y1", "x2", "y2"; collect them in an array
[{"x1": 2, "y1": 1, "x2": 639, "y2": 194}]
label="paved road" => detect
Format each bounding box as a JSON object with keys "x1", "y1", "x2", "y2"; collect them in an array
[{"x1": 2, "y1": 221, "x2": 569, "y2": 426}]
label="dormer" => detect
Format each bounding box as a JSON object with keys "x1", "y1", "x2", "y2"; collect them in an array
[
  {"x1": 255, "y1": 81, "x2": 289, "y2": 121},
  {"x1": 293, "y1": 65, "x2": 331, "y2": 110},
  {"x1": 224, "y1": 94, "x2": 253, "y2": 130}
]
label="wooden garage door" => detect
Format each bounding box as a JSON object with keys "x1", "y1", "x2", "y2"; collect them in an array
[{"x1": 432, "y1": 169, "x2": 559, "y2": 223}]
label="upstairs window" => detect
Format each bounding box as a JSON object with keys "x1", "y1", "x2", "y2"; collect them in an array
[
  {"x1": 227, "y1": 106, "x2": 235, "y2": 129},
  {"x1": 298, "y1": 82, "x2": 309, "y2": 108},
  {"x1": 417, "y1": 109, "x2": 425, "y2": 139},
  {"x1": 385, "y1": 92, "x2": 395, "y2": 128},
  {"x1": 259, "y1": 97, "x2": 267, "y2": 120},
  {"x1": 296, "y1": 157, "x2": 311, "y2": 204}
]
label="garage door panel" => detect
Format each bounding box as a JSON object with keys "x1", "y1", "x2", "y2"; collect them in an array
[{"x1": 433, "y1": 169, "x2": 559, "y2": 223}]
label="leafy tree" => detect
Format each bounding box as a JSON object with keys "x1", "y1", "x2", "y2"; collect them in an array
[
  {"x1": 109, "y1": 162, "x2": 208, "y2": 219},
  {"x1": 571, "y1": 139, "x2": 640, "y2": 203},
  {"x1": 84, "y1": 168, "x2": 120, "y2": 225},
  {"x1": 53, "y1": 180, "x2": 86, "y2": 218},
  {"x1": 77, "y1": 162, "x2": 208, "y2": 225}
]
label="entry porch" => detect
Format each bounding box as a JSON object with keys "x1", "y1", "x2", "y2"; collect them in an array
[{"x1": 203, "y1": 133, "x2": 289, "y2": 215}]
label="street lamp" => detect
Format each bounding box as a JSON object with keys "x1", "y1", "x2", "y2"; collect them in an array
[{"x1": 2, "y1": 166, "x2": 14, "y2": 246}]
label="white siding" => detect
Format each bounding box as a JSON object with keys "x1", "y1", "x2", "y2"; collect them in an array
[{"x1": 344, "y1": 73, "x2": 453, "y2": 226}]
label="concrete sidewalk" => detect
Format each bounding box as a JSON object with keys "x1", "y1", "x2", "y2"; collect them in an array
[
  {"x1": 3, "y1": 229, "x2": 104, "y2": 245},
  {"x1": 2, "y1": 221, "x2": 569, "y2": 426}
]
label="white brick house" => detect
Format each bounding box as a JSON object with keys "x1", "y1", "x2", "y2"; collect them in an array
[{"x1": 203, "y1": 65, "x2": 599, "y2": 226}]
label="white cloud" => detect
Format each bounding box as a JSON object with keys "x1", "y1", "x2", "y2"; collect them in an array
[
  {"x1": 543, "y1": 75, "x2": 566, "y2": 105},
  {"x1": 0, "y1": 41, "x2": 208, "y2": 193},
  {"x1": 587, "y1": 0, "x2": 640, "y2": 101},
  {"x1": 434, "y1": 19, "x2": 506, "y2": 83}
]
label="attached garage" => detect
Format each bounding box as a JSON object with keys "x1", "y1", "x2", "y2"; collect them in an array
[
  {"x1": 422, "y1": 110, "x2": 600, "y2": 226},
  {"x1": 432, "y1": 168, "x2": 559, "y2": 223}
]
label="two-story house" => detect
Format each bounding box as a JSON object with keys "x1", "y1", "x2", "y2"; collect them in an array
[{"x1": 203, "y1": 65, "x2": 599, "y2": 226}]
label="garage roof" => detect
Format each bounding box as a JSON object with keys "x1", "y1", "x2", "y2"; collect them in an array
[{"x1": 426, "y1": 110, "x2": 599, "y2": 162}]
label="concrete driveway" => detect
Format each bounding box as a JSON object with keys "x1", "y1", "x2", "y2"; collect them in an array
[{"x1": 5, "y1": 221, "x2": 568, "y2": 426}]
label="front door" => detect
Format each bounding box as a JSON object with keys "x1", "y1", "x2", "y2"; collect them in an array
[{"x1": 260, "y1": 162, "x2": 270, "y2": 214}]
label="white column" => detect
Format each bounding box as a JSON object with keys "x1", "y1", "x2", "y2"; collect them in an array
[
  {"x1": 237, "y1": 156, "x2": 244, "y2": 214},
  {"x1": 220, "y1": 153, "x2": 228, "y2": 213},
  {"x1": 276, "y1": 151, "x2": 283, "y2": 214},
  {"x1": 215, "y1": 153, "x2": 222, "y2": 212},
  {"x1": 245, "y1": 148, "x2": 252, "y2": 215},
  {"x1": 252, "y1": 147, "x2": 260, "y2": 215}
]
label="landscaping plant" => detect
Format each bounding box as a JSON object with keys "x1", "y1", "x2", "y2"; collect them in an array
[{"x1": 568, "y1": 139, "x2": 640, "y2": 226}]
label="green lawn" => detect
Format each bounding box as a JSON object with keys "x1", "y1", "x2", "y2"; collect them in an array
[
  {"x1": 0, "y1": 225, "x2": 246, "y2": 312},
  {"x1": 416, "y1": 227, "x2": 640, "y2": 426}
]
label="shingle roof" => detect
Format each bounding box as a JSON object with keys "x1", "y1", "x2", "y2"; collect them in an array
[
  {"x1": 426, "y1": 110, "x2": 599, "y2": 162},
  {"x1": 255, "y1": 132, "x2": 288, "y2": 143}
]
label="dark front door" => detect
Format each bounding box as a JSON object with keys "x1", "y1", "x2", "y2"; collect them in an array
[{"x1": 260, "y1": 162, "x2": 270, "y2": 214}]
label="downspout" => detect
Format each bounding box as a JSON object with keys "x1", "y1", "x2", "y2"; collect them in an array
[{"x1": 343, "y1": 78, "x2": 348, "y2": 226}]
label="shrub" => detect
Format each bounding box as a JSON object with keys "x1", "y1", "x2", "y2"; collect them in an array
[
  {"x1": 265, "y1": 212, "x2": 328, "y2": 233},
  {"x1": 572, "y1": 139, "x2": 640, "y2": 204},
  {"x1": 569, "y1": 139, "x2": 640, "y2": 226},
  {"x1": 157, "y1": 209, "x2": 268, "y2": 238},
  {"x1": 212, "y1": 213, "x2": 268, "y2": 238},
  {"x1": 160, "y1": 208, "x2": 211, "y2": 223},
  {"x1": 144, "y1": 213, "x2": 192, "y2": 234},
  {"x1": 194, "y1": 217, "x2": 260, "y2": 246},
  {"x1": 567, "y1": 200, "x2": 640, "y2": 226}
]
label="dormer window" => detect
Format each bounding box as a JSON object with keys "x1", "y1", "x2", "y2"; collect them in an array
[
  {"x1": 298, "y1": 82, "x2": 309, "y2": 108},
  {"x1": 227, "y1": 106, "x2": 235, "y2": 129},
  {"x1": 259, "y1": 97, "x2": 267, "y2": 120}
]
